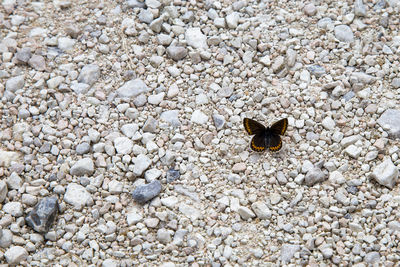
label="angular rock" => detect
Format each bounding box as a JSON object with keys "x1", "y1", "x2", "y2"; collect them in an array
[
  {"x1": 114, "y1": 137, "x2": 133, "y2": 155},
  {"x1": 6, "y1": 75, "x2": 24, "y2": 93},
  {"x1": 334, "y1": 25, "x2": 354, "y2": 42},
  {"x1": 166, "y1": 168, "x2": 180, "y2": 183},
  {"x1": 25, "y1": 196, "x2": 59, "y2": 233},
  {"x1": 305, "y1": 167, "x2": 327, "y2": 186},
  {"x1": 191, "y1": 110, "x2": 208, "y2": 124},
  {"x1": 133, "y1": 154, "x2": 151, "y2": 176},
  {"x1": 371, "y1": 158, "x2": 399, "y2": 189},
  {"x1": 160, "y1": 110, "x2": 180, "y2": 127},
  {"x1": 117, "y1": 79, "x2": 149, "y2": 98},
  {"x1": 251, "y1": 202, "x2": 272, "y2": 219},
  {"x1": 0, "y1": 180, "x2": 7, "y2": 203},
  {"x1": 238, "y1": 206, "x2": 256, "y2": 220},
  {"x1": 3, "y1": 202, "x2": 23, "y2": 217},
  {"x1": 70, "y1": 158, "x2": 94, "y2": 176},
  {"x1": 4, "y1": 246, "x2": 28, "y2": 265},
  {"x1": 166, "y1": 46, "x2": 187, "y2": 61},
  {"x1": 226, "y1": 12, "x2": 239, "y2": 29},
  {"x1": 185, "y1": 28, "x2": 208, "y2": 49},
  {"x1": 132, "y1": 180, "x2": 162, "y2": 204},
  {"x1": 281, "y1": 244, "x2": 300, "y2": 263},
  {"x1": 64, "y1": 183, "x2": 93, "y2": 208},
  {"x1": 377, "y1": 109, "x2": 400, "y2": 139},
  {"x1": 78, "y1": 64, "x2": 100, "y2": 86},
  {"x1": 28, "y1": 55, "x2": 46, "y2": 71}
]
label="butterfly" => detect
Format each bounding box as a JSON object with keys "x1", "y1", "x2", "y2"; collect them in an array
[{"x1": 243, "y1": 118, "x2": 288, "y2": 152}]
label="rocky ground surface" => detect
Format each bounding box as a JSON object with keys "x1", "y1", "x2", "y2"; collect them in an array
[{"x1": 1, "y1": 0, "x2": 400, "y2": 266}]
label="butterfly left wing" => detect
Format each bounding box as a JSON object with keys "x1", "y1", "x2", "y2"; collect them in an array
[
  {"x1": 243, "y1": 118, "x2": 265, "y2": 135},
  {"x1": 270, "y1": 118, "x2": 288, "y2": 136},
  {"x1": 250, "y1": 133, "x2": 266, "y2": 152}
]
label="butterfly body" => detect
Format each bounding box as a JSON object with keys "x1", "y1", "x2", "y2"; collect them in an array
[{"x1": 243, "y1": 118, "x2": 288, "y2": 152}]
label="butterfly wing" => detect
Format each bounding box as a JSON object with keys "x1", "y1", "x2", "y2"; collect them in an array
[
  {"x1": 243, "y1": 118, "x2": 266, "y2": 135},
  {"x1": 270, "y1": 118, "x2": 288, "y2": 136},
  {"x1": 267, "y1": 133, "x2": 282, "y2": 152},
  {"x1": 250, "y1": 133, "x2": 266, "y2": 152}
]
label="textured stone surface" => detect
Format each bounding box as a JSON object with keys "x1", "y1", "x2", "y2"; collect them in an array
[{"x1": 25, "y1": 196, "x2": 59, "y2": 233}]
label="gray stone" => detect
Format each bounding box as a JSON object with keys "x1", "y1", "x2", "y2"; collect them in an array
[
  {"x1": 70, "y1": 158, "x2": 94, "y2": 176},
  {"x1": 355, "y1": 0, "x2": 367, "y2": 16},
  {"x1": 7, "y1": 172, "x2": 22, "y2": 190},
  {"x1": 191, "y1": 110, "x2": 208, "y2": 124},
  {"x1": 213, "y1": 114, "x2": 225, "y2": 130},
  {"x1": 157, "y1": 34, "x2": 172, "y2": 46},
  {"x1": 226, "y1": 12, "x2": 239, "y2": 29},
  {"x1": 133, "y1": 94, "x2": 147, "y2": 107},
  {"x1": 392, "y1": 78, "x2": 400, "y2": 88},
  {"x1": 78, "y1": 64, "x2": 100, "y2": 86},
  {"x1": 108, "y1": 180, "x2": 123, "y2": 194},
  {"x1": 117, "y1": 79, "x2": 149, "y2": 98},
  {"x1": 15, "y1": 47, "x2": 32, "y2": 63},
  {"x1": 58, "y1": 37, "x2": 76, "y2": 52},
  {"x1": 3, "y1": 202, "x2": 23, "y2": 217},
  {"x1": 179, "y1": 203, "x2": 201, "y2": 221},
  {"x1": 371, "y1": 158, "x2": 399, "y2": 189},
  {"x1": 133, "y1": 154, "x2": 151, "y2": 176},
  {"x1": 76, "y1": 142, "x2": 90, "y2": 155},
  {"x1": 28, "y1": 55, "x2": 46, "y2": 71},
  {"x1": 334, "y1": 25, "x2": 354, "y2": 42},
  {"x1": 132, "y1": 180, "x2": 162, "y2": 204},
  {"x1": 329, "y1": 171, "x2": 346, "y2": 184},
  {"x1": 121, "y1": 123, "x2": 138, "y2": 138},
  {"x1": 143, "y1": 117, "x2": 158, "y2": 133},
  {"x1": 185, "y1": 28, "x2": 208, "y2": 50},
  {"x1": 25, "y1": 196, "x2": 59, "y2": 233},
  {"x1": 0, "y1": 180, "x2": 7, "y2": 203},
  {"x1": 160, "y1": 110, "x2": 180, "y2": 127},
  {"x1": 166, "y1": 46, "x2": 187, "y2": 61},
  {"x1": 281, "y1": 244, "x2": 300, "y2": 263},
  {"x1": 149, "y1": 17, "x2": 163, "y2": 33},
  {"x1": 6, "y1": 75, "x2": 24, "y2": 92},
  {"x1": 114, "y1": 137, "x2": 133, "y2": 154},
  {"x1": 47, "y1": 76, "x2": 64, "y2": 89},
  {"x1": 238, "y1": 206, "x2": 256, "y2": 220},
  {"x1": 166, "y1": 168, "x2": 180, "y2": 183},
  {"x1": 157, "y1": 228, "x2": 172, "y2": 244},
  {"x1": 138, "y1": 9, "x2": 153, "y2": 24},
  {"x1": 0, "y1": 229, "x2": 12, "y2": 248},
  {"x1": 71, "y1": 83, "x2": 90, "y2": 94},
  {"x1": 126, "y1": 210, "x2": 143, "y2": 225},
  {"x1": 340, "y1": 135, "x2": 361, "y2": 147},
  {"x1": 322, "y1": 116, "x2": 335, "y2": 130},
  {"x1": 365, "y1": 252, "x2": 380, "y2": 264},
  {"x1": 251, "y1": 202, "x2": 271, "y2": 219},
  {"x1": 303, "y1": 3, "x2": 317, "y2": 16},
  {"x1": 64, "y1": 183, "x2": 93, "y2": 209},
  {"x1": 148, "y1": 92, "x2": 165, "y2": 105},
  {"x1": 4, "y1": 246, "x2": 28, "y2": 265},
  {"x1": 377, "y1": 109, "x2": 400, "y2": 139},
  {"x1": 307, "y1": 65, "x2": 325, "y2": 77},
  {"x1": 345, "y1": 145, "x2": 362, "y2": 159},
  {"x1": 102, "y1": 259, "x2": 117, "y2": 267},
  {"x1": 351, "y1": 72, "x2": 376, "y2": 84},
  {"x1": 388, "y1": 221, "x2": 400, "y2": 231},
  {"x1": 305, "y1": 167, "x2": 327, "y2": 186},
  {"x1": 145, "y1": 168, "x2": 162, "y2": 182}
]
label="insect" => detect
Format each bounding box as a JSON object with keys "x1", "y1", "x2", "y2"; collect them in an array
[{"x1": 243, "y1": 118, "x2": 288, "y2": 152}]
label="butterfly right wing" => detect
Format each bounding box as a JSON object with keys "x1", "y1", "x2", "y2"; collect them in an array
[
  {"x1": 243, "y1": 118, "x2": 266, "y2": 135},
  {"x1": 270, "y1": 118, "x2": 288, "y2": 136}
]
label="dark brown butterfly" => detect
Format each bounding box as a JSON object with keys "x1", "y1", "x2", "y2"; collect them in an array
[{"x1": 243, "y1": 118, "x2": 288, "y2": 152}]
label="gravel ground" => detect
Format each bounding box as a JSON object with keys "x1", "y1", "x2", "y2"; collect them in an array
[{"x1": 1, "y1": 0, "x2": 400, "y2": 266}]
